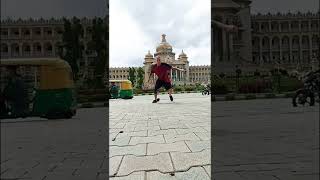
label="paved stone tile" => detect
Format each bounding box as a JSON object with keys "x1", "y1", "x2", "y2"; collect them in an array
[
  {"x1": 109, "y1": 94, "x2": 211, "y2": 179},
  {"x1": 110, "y1": 156, "x2": 123, "y2": 176},
  {"x1": 117, "y1": 153, "x2": 174, "y2": 176},
  {"x1": 113, "y1": 123, "x2": 127, "y2": 129},
  {"x1": 148, "y1": 129, "x2": 177, "y2": 136},
  {"x1": 110, "y1": 136, "x2": 131, "y2": 146},
  {"x1": 146, "y1": 167, "x2": 210, "y2": 180},
  {"x1": 202, "y1": 126, "x2": 211, "y2": 132},
  {"x1": 186, "y1": 122, "x2": 210, "y2": 128},
  {"x1": 160, "y1": 123, "x2": 189, "y2": 130},
  {"x1": 164, "y1": 133, "x2": 200, "y2": 143},
  {"x1": 159, "y1": 120, "x2": 181, "y2": 125},
  {"x1": 170, "y1": 149, "x2": 211, "y2": 171},
  {"x1": 110, "y1": 144, "x2": 147, "y2": 157},
  {"x1": 148, "y1": 120, "x2": 160, "y2": 126},
  {"x1": 147, "y1": 141, "x2": 190, "y2": 155},
  {"x1": 185, "y1": 140, "x2": 210, "y2": 152},
  {"x1": 110, "y1": 172, "x2": 145, "y2": 180},
  {"x1": 175, "y1": 127, "x2": 207, "y2": 135},
  {"x1": 213, "y1": 99, "x2": 319, "y2": 179},
  {"x1": 134, "y1": 125, "x2": 161, "y2": 131},
  {"x1": 203, "y1": 165, "x2": 211, "y2": 177},
  {"x1": 194, "y1": 132, "x2": 211, "y2": 141},
  {"x1": 129, "y1": 135, "x2": 165, "y2": 145},
  {"x1": 116, "y1": 130, "x2": 148, "y2": 139}
]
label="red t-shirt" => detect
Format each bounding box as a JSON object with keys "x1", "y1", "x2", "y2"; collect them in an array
[{"x1": 151, "y1": 63, "x2": 172, "y2": 83}]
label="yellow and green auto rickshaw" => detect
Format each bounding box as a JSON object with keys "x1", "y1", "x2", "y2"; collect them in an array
[
  {"x1": 0, "y1": 58, "x2": 77, "y2": 119},
  {"x1": 109, "y1": 80, "x2": 133, "y2": 99}
]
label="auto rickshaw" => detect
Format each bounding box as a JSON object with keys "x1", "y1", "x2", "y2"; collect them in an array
[
  {"x1": 0, "y1": 58, "x2": 77, "y2": 119},
  {"x1": 109, "y1": 80, "x2": 133, "y2": 99}
]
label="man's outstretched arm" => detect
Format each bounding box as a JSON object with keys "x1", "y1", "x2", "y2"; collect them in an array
[{"x1": 212, "y1": 20, "x2": 238, "y2": 32}]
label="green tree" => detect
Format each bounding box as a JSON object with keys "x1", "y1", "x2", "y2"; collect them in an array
[
  {"x1": 136, "y1": 67, "x2": 144, "y2": 89},
  {"x1": 87, "y1": 17, "x2": 108, "y2": 88},
  {"x1": 128, "y1": 67, "x2": 136, "y2": 86},
  {"x1": 59, "y1": 17, "x2": 84, "y2": 80}
]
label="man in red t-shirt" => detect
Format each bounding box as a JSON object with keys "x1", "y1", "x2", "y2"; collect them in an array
[{"x1": 148, "y1": 56, "x2": 185, "y2": 103}]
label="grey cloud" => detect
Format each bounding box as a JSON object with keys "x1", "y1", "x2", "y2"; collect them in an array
[
  {"x1": 250, "y1": 0, "x2": 319, "y2": 14},
  {"x1": 117, "y1": 0, "x2": 209, "y2": 49},
  {"x1": 1, "y1": 0, "x2": 107, "y2": 19}
]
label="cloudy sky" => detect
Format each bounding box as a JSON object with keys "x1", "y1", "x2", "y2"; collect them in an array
[
  {"x1": 110, "y1": 0, "x2": 211, "y2": 67},
  {"x1": 1, "y1": 0, "x2": 318, "y2": 67},
  {"x1": 251, "y1": 0, "x2": 319, "y2": 14},
  {"x1": 0, "y1": 0, "x2": 106, "y2": 19}
]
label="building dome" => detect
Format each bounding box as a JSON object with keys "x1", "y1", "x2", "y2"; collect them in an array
[
  {"x1": 156, "y1": 34, "x2": 172, "y2": 53},
  {"x1": 179, "y1": 50, "x2": 187, "y2": 57},
  {"x1": 145, "y1": 50, "x2": 153, "y2": 58}
]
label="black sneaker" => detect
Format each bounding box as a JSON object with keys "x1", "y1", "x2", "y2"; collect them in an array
[
  {"x1": 169, "y1": 95, "x2": 173, "y2": 101},
  {"x1": 157, "y1": 98, "x2": 160, "y2": 102},
  {"x1": 152, "y1": 99, "x2": 157, "y2": 103}
]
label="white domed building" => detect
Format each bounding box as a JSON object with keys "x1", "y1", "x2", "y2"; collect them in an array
[
  {"x1": 108, "y1": 34, "x2": 211, "y2": 89},
  {"x1": 143, "y1": 34, "x2": 193, "y2": 89}
]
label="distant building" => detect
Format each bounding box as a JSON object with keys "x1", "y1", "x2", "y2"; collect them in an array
[
  {"x1": 212, "y1": 0, "x2": 319, "y2": 74},
  {"x1": 0, "y1": 17, "x2": 107, "y2": 91},
  {"x1": 109, "y1": 34, "x2": 211, "y2": 89}
]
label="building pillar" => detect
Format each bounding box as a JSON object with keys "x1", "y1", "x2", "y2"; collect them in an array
[
  {"x1": 41, "y1": 42, "x2": 44, "y2": 56},
  {"x1": 289, "y1": 21, "x2": 292, "y2": 32},
  {"x1": 259, "y1": 22, "x2": 262, "y2": 32},
  {"x1": 186, "y1": 65, "x2": 189, "y2": 83},
  {"x1": 222, "y1": 30, "x2": 227, "y2": 61},
  {"x1": 289, "y1": 36, "x2": 293, "y2": 63},
  {"x1": 19, "y1": 28, "x2": 22, "y2": 38},
  {"x1": 268, "y1": 21, "x2": 272, "y2": 32},
  {"x1": 299, "y1": 20, "x2": 301, "y2": 32},
  {"x1": 299, "y1": 35, "x2": 302, "y2": 64},
  {"x1": 279, "y1": 36, "x2": 282, "y2": 63},
  {"x1": 7, "y1": 43, "x2": 11, "y2": 58},
  {"x1": 229, "y1": 34, "x2": 234, "y2": 60},
  {"x1": 8, "y1": 28, "x2": 11, "y2": 38},
  {"x1": 309, "y1": 34, "x2": 313, "y2": 63},
  {"x1": 30, "y1": 42, "x2": 34, "y2": 57},
  {"x1": 279, "y1": 22, "x2": 281, "y2": 32},
  {"x1": 308, "y1": 20, "x2": 312, "y2": 32},
  {"x1": 41, "y1": 27, "x2": 44, "y2": 38},
  {"x1": 269, "y1": 36, "x2": 272, "y2": 63},
  {"x1": 259, "y1": 36, "x2": 263, "y2": 65},
  {"x1": 19, "y1": 43, "x2": 23, "y2": 56},
  {"x1": 52, "y1": 27, "x2": 55, "y2": 37},
  {"x1": 83, "y1": 26, "x2": 87, "y2": 39},
  {"x1": 30, "y1": 28, "x2": 33, "y2": 39},
  {"x1": 52, "y1": 42, "x2": 56, "y2": 57}
]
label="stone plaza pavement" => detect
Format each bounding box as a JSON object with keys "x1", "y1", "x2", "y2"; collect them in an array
[
  {"x1": 109, "y1": 93, "x2": 211, "y2": 179},
  {"x1": 213, "y1": 98, "x2": 319, "y2": 180},
  {"x1": 1, "y1": 107, "x2": 108, "y2": 180}
]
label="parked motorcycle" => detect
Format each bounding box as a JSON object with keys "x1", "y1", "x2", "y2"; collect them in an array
[
  {"x1": 292, "y1": 69, "x2": 320, "y2": 107},
  {"x1": 202, "y1": 87, "x2": 211, "y2": 95}
]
